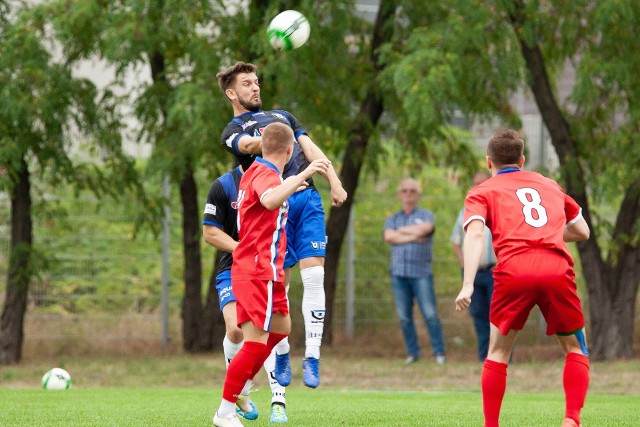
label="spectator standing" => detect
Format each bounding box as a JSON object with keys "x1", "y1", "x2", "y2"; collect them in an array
[
  {"x1": 383, "y1": 178, "x2": 446, "y2": 365},
  {"x1": 450, "y1": 171, "x2": 496, "y2": 361}
]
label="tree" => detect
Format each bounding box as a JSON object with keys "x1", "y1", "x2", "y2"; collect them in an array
[
  {"x1": 0, "y1": 6, "x2": 136, "y2": 364},
  {"x1": 387, "y1": 0, "x2": 640, "y2": 360}
]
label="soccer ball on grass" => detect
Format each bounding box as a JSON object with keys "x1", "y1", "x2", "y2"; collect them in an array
[
  {"x1": 42, "y1": 368, "x2": 72, "y2": 390},
  {"x1": 267, "y1": 10, "x2": 311, "y2": 50}
]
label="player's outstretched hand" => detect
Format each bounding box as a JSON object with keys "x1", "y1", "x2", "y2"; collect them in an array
[
  {"x1": 302, "y1": 159, "x2": 331, "y2": 180},
  {"x1": 330, "y1": 185, "x2": 347, "y2": 207},
  {"x1": 455, "y1": 287, "x2": 473, "y2": 312}
]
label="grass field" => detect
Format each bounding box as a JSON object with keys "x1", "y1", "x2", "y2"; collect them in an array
[
  {"x1": 2, "y1": 387, "x2": 639, "y2": 426},
  {"x1": 2, "y1": 350, "x2": 639, "y2": 426}
]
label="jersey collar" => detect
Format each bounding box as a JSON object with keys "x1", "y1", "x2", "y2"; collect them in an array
[
  {"x1": 255, "y1": 156, "x2": 279, "y2": 173},
  {"x1": 497, "y1": 167, "x2": 520, "y2": 175}
]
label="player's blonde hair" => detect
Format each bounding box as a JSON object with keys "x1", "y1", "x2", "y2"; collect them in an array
[
  {"x1": 216, "y1": 61, "x2": 258, "y2": 93},
  {"x1": 487, "y1": 128, "x2": 524, "y2": 167},
  {"x1": 262, "y1": 122, "x2": 294, "y2": 155}
]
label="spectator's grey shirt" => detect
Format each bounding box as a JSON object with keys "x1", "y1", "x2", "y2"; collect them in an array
[{"x1": 384, "y1": 208, "x2": 434, "y2": 278}]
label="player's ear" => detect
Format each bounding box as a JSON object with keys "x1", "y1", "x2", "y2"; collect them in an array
[
  {"x1": 486, "y1": 156, "x2": 492, "y2": 170},
  {"x1": 225, "y1": 88, "x2": 236, "y2": 101},
  {"x1": 518, "y1": 156, "x2": 525, "y2": 168}
]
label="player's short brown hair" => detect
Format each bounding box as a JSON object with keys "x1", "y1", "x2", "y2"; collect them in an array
[
  {"x1": 216, "y1": 61, "x2": 258, "y2": 93},
  {"x1": 262, "y1": 122, "x2": 294, "y2": 155},
  {"x1": 487, "y1": 128, "x2": 524, "y2": 167}
]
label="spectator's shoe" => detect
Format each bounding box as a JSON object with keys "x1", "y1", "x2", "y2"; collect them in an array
[
  {"x1": 235, "y1": 396, "x2": 259, "y2": 420},
  {"x1": 270, "y1": 403, "x2": 288, "y2": 423},
  {"x1": 274, "y1": 353, "x2": 292, "y2": 386},
  {"x1": 213, "y1": 412, "x2": 244, "y2": 427},
  {"x1": 302, "y1": 357, "x2": 320, "y2": 388},
  {"x1": 404, "y1": 355, "x2": 419, "y2": 364},
  {"x1": 435, "y1": 354, "x2": 446, "y2": 365},
  {"x1": 561, "y1": 418, "x2": 581, "y2": 427}
]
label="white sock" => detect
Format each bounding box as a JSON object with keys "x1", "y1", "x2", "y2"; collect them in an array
[
  {"x1": 240, "y1": 379, "x2": 253, "y2": 396},
  {"x1": 223, "y1": 335, "x2": 243, "y2": 368},
  {"x1": 301, "y1": 266, "x2": 325, "y2": 359},
  {"x1": 263, "y1": 350, "x2": 286, "y2": 405},
  {"x1": 275, "y1": 336, "x2": 290, "y2": 355},
  {"x1": 217, "y1": 399, "x2": 236, "y2": 418}
]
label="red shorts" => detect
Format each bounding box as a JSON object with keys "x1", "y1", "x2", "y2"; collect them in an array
[
  {"x1": 233, "y1": 278, "x2": 289, "y2": 331},
  {"x1": 490, "y1": 250, "x2": 584, "y2": 336}
]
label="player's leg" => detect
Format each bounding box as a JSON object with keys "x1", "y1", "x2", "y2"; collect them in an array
[
  {"x1": 215, "y1": 321, "x2": 268, "y2": 427},
  {"x1": 557, "y1": 331, "x2": 589, "y2": 427},
  {"x1": 482, "y1": 325, "x2": 518, "y2": 427},
  {"x1": 288, "y1": 189, "x2": 327, "y2": 387},
  {"x1": 391, "y1": 275, "x2": 420, "y2": 362},
  {"x1": 413, "y1": 273, "x2": 446, "y2": 363},
  {"x1": 272, "y1": 275, "x2": 292, "y2": 387},
  {"x1": 215, "y1": 272, "x2": 256, "y2": 420},
  {"x1": 262, "y1": 350, "x2": 288, "y2": 423}
]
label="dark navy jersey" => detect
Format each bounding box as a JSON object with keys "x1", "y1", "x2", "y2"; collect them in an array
[
  {"x1": 220, "y1": 109, "x2": 312, "y2": 184},
  {"x1": 202, "y1": 167, "x2": 242, "y2": 274}
]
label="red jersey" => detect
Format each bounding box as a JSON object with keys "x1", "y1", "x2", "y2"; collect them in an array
[
  {"x1": 232, "y1": 157, "x2": 288, "y2": 282},
  {"x1": 463, "y1": 169, "x2": 582, "y2": 267}
]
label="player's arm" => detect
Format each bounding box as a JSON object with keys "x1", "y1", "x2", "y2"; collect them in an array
[
  {"x1": 455, "y1": 219, "x2": 485, "y2": 311},
  {"x1": 261, "y1": 159, "x2": 331, "y2": 210},
  {"x1": 203, "y1": 224, "x2": 238, "y2": 253},
  {"x1": 564, "y1": 216, "x2": 590, "y2": 242},
  {"x1": 236, "y1": 135, "x2": 262, "y2": 155},
  {"x1": 297, "y1": 134, "x2": 347, "y2": 207}
]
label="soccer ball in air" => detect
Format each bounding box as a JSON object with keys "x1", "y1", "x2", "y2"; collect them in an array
[
  {"x1": 42, "y1": 368, "x2": 72, "y2": 390},
  {"x1": 267, "y1": 10, "x2": 311, "y2": 50}
]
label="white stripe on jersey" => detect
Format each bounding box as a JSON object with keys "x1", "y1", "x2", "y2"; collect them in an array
[{"x1": 269, "y1": 207, "x2": 286, "y2": 281}]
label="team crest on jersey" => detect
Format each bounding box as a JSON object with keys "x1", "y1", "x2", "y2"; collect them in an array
[
  {"x1": 241, "y1": 120, "x2": 257, "y2": 131},
  {"x1": 230, "y1": 201, "x2": 238, "y2": 209}
]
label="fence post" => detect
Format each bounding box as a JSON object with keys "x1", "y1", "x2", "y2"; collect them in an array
[
  {"x1": 345, "y1": 205, "x2": 355, "y2": 339},
  {"x1": 161, "y1": 175, "x2": 170, "y2": 346}
]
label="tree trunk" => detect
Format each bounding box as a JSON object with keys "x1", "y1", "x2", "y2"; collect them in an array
[
  {"x1": 0, "y1": 158, "x2": 33, "y2": 364},
  {"x1": 197, "y1": 251, "x2": 226, "y2": 351},
  {"x1": 179, "y1": 169, "x2": 204, "y2": 352},
  {"x1": 324, "y1": 0, "x2": 394, "y2": 344},
  {"x1": 509, "y1": 0, "x2": 639, "y2": 360}
]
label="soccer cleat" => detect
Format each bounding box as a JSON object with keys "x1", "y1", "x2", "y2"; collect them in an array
[
  {"x1": 235, "y1": 395, "x2": 259, "y2": 420},
  {"x1": 213, "y1": 412, "x2": 244, "y2": 427},
  {"x1": 274, "y1": 352, "x2": 292, "y2": 386},
  {"x1": 561, "y1": 418, "x2": 581, "y2": 427},
  {"x1": 302, "y1": 357, "x2": 320, "y2": 388},
  {"x1": 270, "y1": 403, "x2": 288, "y2": 423}
]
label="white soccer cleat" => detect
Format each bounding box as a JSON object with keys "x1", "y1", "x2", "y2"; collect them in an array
[{"x1": 213, "y1": 412, "x2": 244, "y2": 427}]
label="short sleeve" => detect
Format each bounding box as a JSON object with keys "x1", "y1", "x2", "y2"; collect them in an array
[{"x1": 463, "y1": 188, "x2": 488, "y2": 231}]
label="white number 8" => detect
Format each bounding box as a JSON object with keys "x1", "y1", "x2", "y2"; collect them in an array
[{"x1": 515, "y1": 188, "x2": 548, "y2": 227}]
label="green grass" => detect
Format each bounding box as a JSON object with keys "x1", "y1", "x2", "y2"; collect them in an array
[{"x1": 1, "y1": 387, "x2": 638, "y2": 426}]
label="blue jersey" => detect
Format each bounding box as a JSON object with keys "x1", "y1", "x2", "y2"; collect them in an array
[
  {"x1": 220, "y1": 109, "x2": 312, "y2": 184},
  {"x1": 202, "y1": 167, "x2": 242, "y2": 274}
]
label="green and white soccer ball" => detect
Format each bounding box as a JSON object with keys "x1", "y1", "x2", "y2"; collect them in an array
[
  {"x1": 42, "y1": 368, "x2": 72, "y2": 390},
  {"x1": 267, "y1": 10, "x2": 311, "y2": 50}
]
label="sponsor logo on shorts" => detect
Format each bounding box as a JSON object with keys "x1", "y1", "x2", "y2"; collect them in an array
[
  {"x1": 204, "y1": 203, "x2": 216, "y2": 215},
  {"x1": 310, "y1": 241, "x2": 326, "y2": 250}
]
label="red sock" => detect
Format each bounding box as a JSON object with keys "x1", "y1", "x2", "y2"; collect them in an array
[
  {"x1": 482, "y1": 359, "x2": 508, "y2": 427},
  {"x1": 248, "y1": 332, "x2": 288, "y2": 379},
  {"x1": 563, "y1": 352, "x2": 590, "y2": 425},
  {"x1": 222, "y1": 341, "x2": 266, "y2": 402}
]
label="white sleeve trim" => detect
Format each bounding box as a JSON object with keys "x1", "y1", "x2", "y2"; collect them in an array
[
  {"x1": 463, "y1": 215, "x2": 486, "y2": 230},
  {"x1": 567, "y1": 208, "x2": 583, "y2": 225},
  {"x1": 259, "y1": 188, "x2": 273, "y2": 203}
]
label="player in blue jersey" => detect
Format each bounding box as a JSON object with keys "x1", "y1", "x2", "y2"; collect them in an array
[
  {"x1": 216, "y1": 61, "x2": 347, "y2": 388},
  {"x1": 203, "y1": 166, "x2": 289, "y2": 423}
]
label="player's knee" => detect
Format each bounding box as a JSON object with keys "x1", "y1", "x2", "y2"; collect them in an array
[{"x1": 226, "y1": 325, "x2": 244, "y2": 343}]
